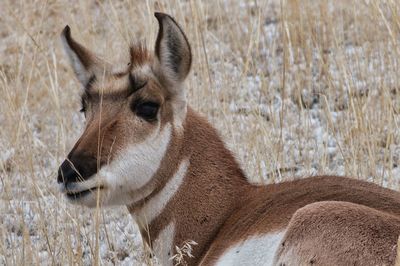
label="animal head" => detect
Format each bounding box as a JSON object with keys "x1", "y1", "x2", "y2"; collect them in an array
[{"x1": 57, "y1": 13, "x2": 191, "y2": 207}]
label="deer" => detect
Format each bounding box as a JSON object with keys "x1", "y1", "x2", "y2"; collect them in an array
[{"x1": 57, "y1": 12, "x2": 400, "y2": 266}]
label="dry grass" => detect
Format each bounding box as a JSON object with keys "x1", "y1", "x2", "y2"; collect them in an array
[{"x1": 0, "y1": 0, "x2": 399, "y2": 265}]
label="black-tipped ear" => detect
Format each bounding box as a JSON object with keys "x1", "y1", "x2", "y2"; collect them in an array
[
  {"x1": 61, "y1": 26, "x2": 107, "y2": 87},
  {"x1": 154, "y1": 13, "x2": 192, "y2": 86}
]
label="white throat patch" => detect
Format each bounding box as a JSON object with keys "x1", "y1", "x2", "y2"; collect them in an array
[{"x1": 96, "y1": 123, "x2": 173, "y2": 205}]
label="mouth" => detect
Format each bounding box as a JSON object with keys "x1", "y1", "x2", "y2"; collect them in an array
[{"x1": 65, "y1": 186, "x2": 104, "y2": 200}]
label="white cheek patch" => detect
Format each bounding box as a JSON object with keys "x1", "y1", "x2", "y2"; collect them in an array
[
  {"x1": 215, "y1": 231, "x2": 286, "y2": 266},
  {"x1": 153, "y1": 222, "x2": 175, "y2": 266},
  {"x1": 96, "y1": 123, "x2": 172, "y2": 205},
  {"x1": 136, "y1": 159, "x2": 189, "y2": 225}
]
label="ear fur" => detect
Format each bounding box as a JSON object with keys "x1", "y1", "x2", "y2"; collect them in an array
[
  {"x1": 61, "y1": 26, "x2": 107, "y2": 87},
  {"x1": 154, "y1": 13, "x2": 192, "y2": 88}
]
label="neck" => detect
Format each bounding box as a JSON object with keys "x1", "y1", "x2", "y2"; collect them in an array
[{"x1": 127, "y1": 107, "x2": 250, "y2": 265}]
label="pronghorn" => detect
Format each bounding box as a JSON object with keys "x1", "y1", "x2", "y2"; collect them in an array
[{"x1": 57, "y1": 12, "x2": 400, "y2": 266}]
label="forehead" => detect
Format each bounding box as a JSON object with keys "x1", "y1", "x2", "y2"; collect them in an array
[
  {"x1": 86, "y1": 44, "x2": 157, "y2": 95},
  {"x1": 84, "y1": 70, "x2": 166, "y2": 102}
]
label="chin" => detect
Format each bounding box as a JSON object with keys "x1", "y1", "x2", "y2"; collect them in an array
[{"x1": 64, "y1": 187, "x2": 109, "y2": 208}]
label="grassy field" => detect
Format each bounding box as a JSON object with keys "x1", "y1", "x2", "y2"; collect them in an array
[{"x1": 0, "y1": 0, "x2": 399, "y2": 265}]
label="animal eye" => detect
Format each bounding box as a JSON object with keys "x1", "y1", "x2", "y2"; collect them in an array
[{"x1": 135, "y1": 102, "x2": 159, "y2": 121}]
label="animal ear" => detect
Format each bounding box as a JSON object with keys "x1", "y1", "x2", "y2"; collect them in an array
[
  {"x1": 61, "y1": 26, "x2": 107, "y2": 87},
  {"x1": 154, "y1": 13, "x2": 192, "y2": 87}
]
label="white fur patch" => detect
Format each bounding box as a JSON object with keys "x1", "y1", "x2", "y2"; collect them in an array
[
  {"x1": 215, "y1": 231, "x2": 285, "y2": 266},
  {"x1": 135, "y1": 159, "x2": 189, "y2": 225},
  {"x1": 153, "y1": 222, "x2": 175, "y2": 266},
  {"x1": 66, "y1": 123, "x2": 173, "y2": 207},
  {"x1": 102, "y1": 123, "x2": 172, "y2": 205}
]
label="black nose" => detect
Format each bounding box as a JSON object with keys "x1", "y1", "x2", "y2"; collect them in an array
[{"x1": 57, "y1": 154, "x2": 98, "y2": 184}]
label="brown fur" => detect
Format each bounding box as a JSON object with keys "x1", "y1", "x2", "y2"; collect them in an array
[
  {"x1": 127, "y1": 108, "x2": 400, "y2": 265},
  {"x1": 125, "y1": 108, "x2": 249, "y2": 263},
  {"x1": 60, "y1": 13, "x2": 400, "y2": 266},
  {"x1": 275, "y1": 201, "x2": 400, "y2": 265},
  {"x1": 199, "y1": 175, "x2": 400, "y2": 265},
  {"x1": 130, "y1": 43, "x2": 152, "y2": 68},
  {"x1": 70, "y1": 76, "x2": 173, "y2": 165}
]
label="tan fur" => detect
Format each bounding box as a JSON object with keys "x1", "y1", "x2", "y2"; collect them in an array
[
  {"x1": 200, "y1": 176, "x2": 400, "y2": 265},
  {"x1": 120, "y1": 106, "x2": 400, "y2": 265},
  {"x1": 130, "y1": 44, "x2": 153, "y2": 69},
  {"x1": 59, "y1": 13, "x2": 400, "y2": 266},
  {"x1": 71, "y1": 82, "x2": 163, "y2": 157},
  {"x1": 275, "y1": 201, "x2": 400, "y2": 265},
  {"x1": 125, "y1": 108, "x2": 249, "y2": 264},
  {"x1": 126, "y1": 109, "x2": 400, "y2": 265}
]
